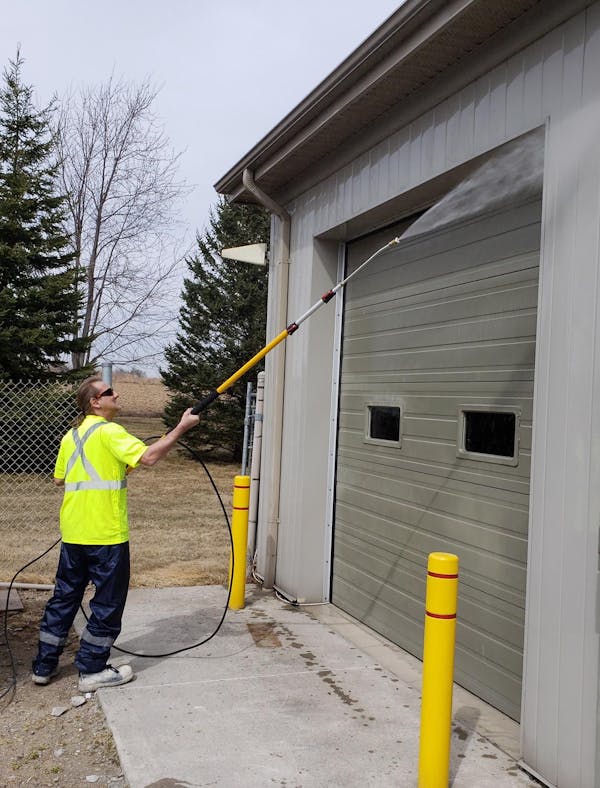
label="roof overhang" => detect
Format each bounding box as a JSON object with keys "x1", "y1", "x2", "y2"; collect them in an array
[{"x1": 215, "y1": 0, "x2": 591, "y2": 205}]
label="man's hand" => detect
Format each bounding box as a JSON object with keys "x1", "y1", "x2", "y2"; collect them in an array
[
  {"x1": 178, "y1": 408, "x2": 200, "y2": 433},
  {"x1": 139, "y1": 408, "x2": 200, "y2": 467}
]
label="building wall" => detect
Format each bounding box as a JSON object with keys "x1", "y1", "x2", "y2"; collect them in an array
[{"x1": 256, "y1": 4, "x2": 600, "y2": 785}]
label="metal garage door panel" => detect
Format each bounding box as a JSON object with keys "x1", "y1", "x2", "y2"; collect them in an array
[{"x1": 332, "y1": 199, "x2": 540, "y2": 721}]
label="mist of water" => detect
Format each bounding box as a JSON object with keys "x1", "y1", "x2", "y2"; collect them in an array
[{"x1": 401, "y1": 127, "x2": 544, "y2": 241}]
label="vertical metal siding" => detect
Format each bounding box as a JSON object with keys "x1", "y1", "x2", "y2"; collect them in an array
[
  {"x1": 258, "y1": 6, "x2": 600, "y2": 785},
  {"x1": 522, "y1": 9, "x2": 600, "y2": 787}
]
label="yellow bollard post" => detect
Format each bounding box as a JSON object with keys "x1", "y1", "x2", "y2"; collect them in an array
[
  {"x1": 418, "y1": 552, "x2": 459, "y2": 788},
  {"x1": 228, "y1": 475, "x2": 250, "y2": 610}
]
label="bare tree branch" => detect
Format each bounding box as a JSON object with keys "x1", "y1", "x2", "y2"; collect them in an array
[{"x1": 55, "y1": 75, "x2": 190, "y2": 369}]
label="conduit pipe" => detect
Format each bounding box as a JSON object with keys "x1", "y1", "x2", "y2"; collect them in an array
[
  {"x1": 0, "y1": 581, "x2": 55, "y2": 590},
  {"x1": 241, "y1": 168, "x2": 290, "y2": 589},
  {"x1": 247, "y1": 370, "x2": 264, "y2": 561}
]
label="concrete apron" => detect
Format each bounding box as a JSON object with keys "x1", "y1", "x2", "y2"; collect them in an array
[
  {"x1": 75, "y1": 585, "x2": 539, "y2": 788},
  {"x1": 0, "y1": 587, "x2": 23, "y2": 611}
]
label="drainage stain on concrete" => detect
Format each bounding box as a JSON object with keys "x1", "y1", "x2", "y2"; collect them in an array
[
  {"x1": 246, "y1": 621, "x2": 282, "y2": 648},
  {"x1": 318, "y1": 670, "x2": 359, "y2": 708},
  {"x1": 275, "y1": 623, "x2": 305, "y2": 651},
  {"x1": 249, "y1": 608, "x2": 268, "y2": 618}
]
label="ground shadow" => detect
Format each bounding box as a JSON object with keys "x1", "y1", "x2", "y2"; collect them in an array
[
  {"x1": 75, "y1": 590, "x2": 265, "y2": 674},
  {"x1": 450, "y1": 705, "x2": 481, "y2": 785}
]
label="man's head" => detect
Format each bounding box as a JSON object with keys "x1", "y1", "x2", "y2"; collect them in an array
[{"x1": 76, "y1": 376, "x2": 121, "y2": 421}]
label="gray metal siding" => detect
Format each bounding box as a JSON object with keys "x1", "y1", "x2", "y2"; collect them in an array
[{"x1": 333, "y1": 200, "x2": 541, "y2": 720}]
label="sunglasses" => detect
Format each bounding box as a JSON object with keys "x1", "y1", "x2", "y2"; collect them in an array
[{"x1": 95, "y1": 387, "x2": 114, "y2": 398}]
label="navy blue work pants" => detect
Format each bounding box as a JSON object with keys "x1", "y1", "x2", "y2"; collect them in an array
[{"x1": 32, "y1": 541, "x2": 130, "y2": 676}]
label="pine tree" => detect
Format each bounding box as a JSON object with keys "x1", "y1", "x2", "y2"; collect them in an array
[
  {"x1": 0, "y1": 51, "x2": 85, "y2": 381},
  {"x1": 162, "y1": 197, "x2": 270, "y2": 459}
]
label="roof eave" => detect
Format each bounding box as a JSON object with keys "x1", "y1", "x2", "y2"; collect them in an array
[
  {"x1": 214, "y1": 0, "x2": 584, "y2": 204},
  {"x1": 213, "y1": 0, "x2": 451, "y2": 197}
]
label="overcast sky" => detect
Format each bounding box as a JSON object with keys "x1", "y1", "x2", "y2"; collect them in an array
[
  {"x1": 1, "y1": 0, "x2": 400, "y2": 241},
  {"x1": 1, "y1": 1, "x2": 401, "y2": 371}
]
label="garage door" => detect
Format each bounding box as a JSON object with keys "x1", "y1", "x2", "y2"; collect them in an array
[{"x1": 332, "y1": 198, "x2": 541, "y2": 720}]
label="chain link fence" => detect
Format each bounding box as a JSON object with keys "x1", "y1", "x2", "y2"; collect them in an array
[
  {"x1": 0, "y1": 376, "x2": 252, "y2": 589},
  {"x1": 0, "y1": 379, "x2": 77, "y2": 585}
]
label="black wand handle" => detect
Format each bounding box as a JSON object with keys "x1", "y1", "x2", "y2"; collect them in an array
[{"x1": 190, "y1": 389, "x2": 219, "y2": 415}]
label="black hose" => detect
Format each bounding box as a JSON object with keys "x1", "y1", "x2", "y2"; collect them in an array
[{"x1": 92, "y1": 437, "x2": 234, "y2": 658}]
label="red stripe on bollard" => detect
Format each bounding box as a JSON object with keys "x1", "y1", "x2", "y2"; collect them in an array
[
  {"x1": 427, "y1": 571, "x2": 459, "y2": 579},
  {"x1": 426, "y1": 611, "x2": 457, "y2": 619}
]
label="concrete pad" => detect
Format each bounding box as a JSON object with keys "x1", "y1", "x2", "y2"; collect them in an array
[
  {"x1": 0, "y1": 587, "x2": 23, "y2": 611},
  {"x1": 78, "y1": 585, "x2": 541, "y2": 788}
]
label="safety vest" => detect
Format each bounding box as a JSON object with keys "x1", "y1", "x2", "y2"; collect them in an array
[
  {"x1": 55, "y1": 416, "x2": 147, "y2": 545},
  {"x1": 64, "y1": 422, "x2": 127, "y2": 493}
]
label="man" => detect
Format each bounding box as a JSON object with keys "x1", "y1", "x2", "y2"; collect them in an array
[{"x1": 32, "y1": 375, "x2": 199, "y2": 691}]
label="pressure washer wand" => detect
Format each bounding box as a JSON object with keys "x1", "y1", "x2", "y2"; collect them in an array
[{"x1": 190, "y1": 236, "x2": 400, "y2": 415}]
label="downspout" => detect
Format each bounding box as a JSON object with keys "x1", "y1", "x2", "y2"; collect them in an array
[{"x1": 242, "y1": 168, "x2": 290, "y2": 589}]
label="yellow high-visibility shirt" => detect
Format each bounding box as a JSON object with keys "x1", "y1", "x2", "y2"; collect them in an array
[{"x1": 54, "y1": 415, "x2": 147, "y2": 545}]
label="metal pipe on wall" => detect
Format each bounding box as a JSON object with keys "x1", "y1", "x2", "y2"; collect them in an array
[
  {"x1": 241, "y1": 381, "x2": 253, "y2": 476},
  {"x1": 247, "y1": 371, "x2": 264, "y2": 561},
  {"x1": 241, "y1": 168, "x2": 290, "y2": 589},
  {"x1": 0, "y1": 581, "x2": 55, "y2": 590},
  {"x1": 101, "y1": 361, "x2": 113, "y2": 386}
]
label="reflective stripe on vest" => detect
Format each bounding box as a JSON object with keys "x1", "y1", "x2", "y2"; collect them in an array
[
  {"x1": 63, "y1": 422, "x2": 127, "y2": 493},
  {"x1": 64, "y1": 479, "x2": 127, "y2": 492}
]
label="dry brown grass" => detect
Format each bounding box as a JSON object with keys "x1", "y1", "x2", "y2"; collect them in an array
[
  {"x1": 0, "y1": 475, "x2": 62, "y2": 584},
  {"x1": 113, "y1": 372, "x2": 171, "y2": 416},
  {"x1": 0, "y1": 415, "x2": 239, "y2": 588}
]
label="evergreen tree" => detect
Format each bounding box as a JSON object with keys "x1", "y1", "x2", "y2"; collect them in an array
[
  {"x1": 0, "y1": 51, "x2": 85, "y2": 381},
  {"x1": 162, "y1": 197, "x2": 269, "y2": 459}
]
